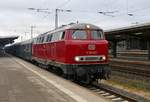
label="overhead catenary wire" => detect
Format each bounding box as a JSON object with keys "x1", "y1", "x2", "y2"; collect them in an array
[
  {"x1": 56, "y1": 0, "x2": 72, "y2": 8},
  {"x1": 29, "y1": 0, "x2": 150, "y2": 19},
  {"x1": 28, "y1": 0, "x2": 150, "y2": 30}
]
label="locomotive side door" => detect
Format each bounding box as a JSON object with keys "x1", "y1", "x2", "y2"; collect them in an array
[
  {"x1": 51, "y1": 33, "x2": 57, "y2": 61},
  {"x1": 51, "y1": 43, "x2": 56, "y2": 61},
  {"x1": 45, "y1": 34, "x2": 54, "y2": 62}
]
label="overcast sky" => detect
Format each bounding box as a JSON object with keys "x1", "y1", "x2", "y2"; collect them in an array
[{"x1": 0, "y1": 0, "x2": 150, "y2": 41}]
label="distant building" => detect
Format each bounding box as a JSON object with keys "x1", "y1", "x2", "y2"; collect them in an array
[{"x1": 105, "y1": 22, "x2": 150, "y2": 51}]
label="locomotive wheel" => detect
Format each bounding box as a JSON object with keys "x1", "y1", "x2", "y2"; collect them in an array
[
  {"x1": 74, "y1": 73, "x2": 79, "y2": 82},
  {"x1": 38, "y1": 63, "x2": 48, "y2": 69},
  {"x1": 75, "y1": 73, "x2": 93, "y2": 84},
  {"x1": 55, "y1": 67, "x2": 63, "y2": 76},
  {"x1": 85, "y1": 74, "x2": 93, "y2": 84}
]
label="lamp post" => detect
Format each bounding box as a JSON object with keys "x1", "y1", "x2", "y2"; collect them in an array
[
  {"x1": 55, "y1": 9, "x2": 59, "y2": 29},
  {"x1": 55, "y1": 9, "x2": 72, "y2": 29},
  {"x1": 30, "y1": 26, "x2": 36, "y2": 39},
  {"x1": 24, "y1": 31, "x2": 29, "y2": 40}
]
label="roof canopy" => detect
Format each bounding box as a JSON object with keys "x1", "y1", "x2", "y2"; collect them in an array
[
  {"x1": 0, "y1": 36, "x2": 18, "y2": 47},
  {"x1": 105, "y1": 22, "x2": 150, "y2": 41}
]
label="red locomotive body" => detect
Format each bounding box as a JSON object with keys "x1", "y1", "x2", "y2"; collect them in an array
[{"x1": 32, "y1": 23, "x2": 110, "y2": 83}]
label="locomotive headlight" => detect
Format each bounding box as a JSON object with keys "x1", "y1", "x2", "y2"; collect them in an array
[
  {"x1": 101, "y1": 55, "x2": 106, "y2": 61},
  {"x1": 75, "y1": 56, "x2": 80, "y2": 62},
  {"x1": 86, "y1": 25, "x2": 90, "y2": 29}
]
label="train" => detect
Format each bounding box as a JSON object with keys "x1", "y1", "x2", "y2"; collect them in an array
[{"x1": 5, "y1": 23, "x2": 111, "y2": 84}]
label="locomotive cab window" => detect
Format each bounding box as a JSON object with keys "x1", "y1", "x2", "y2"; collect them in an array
[
  {"x1": 61, "y1": 31, "x2": 65, "y2": 40},
  {"x1": 72, "y1": 30, "x2": 87, "y2": 39},
  {"x1": 91, "y1": 30, "x2": 104, "y2": 39}
]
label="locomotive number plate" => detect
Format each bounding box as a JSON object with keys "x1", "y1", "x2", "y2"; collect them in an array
[{"x1": 88, "y1": 44, "x2": 96, "y2": 50}]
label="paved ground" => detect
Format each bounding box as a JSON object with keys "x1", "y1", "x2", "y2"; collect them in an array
[
  {"x1": 0, "y1": 52, "x2": 108, "y2": 102},
  {"x1": 0, "y1": 53, "x2": 77, "y2": 102}
]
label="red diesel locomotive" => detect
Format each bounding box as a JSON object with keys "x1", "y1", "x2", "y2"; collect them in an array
[
  {"x1": 6, "y1": 23, "x2": 111, "y2": 84},
  {"x1": 32, "y1": 23, "x2": 110, "y2": 83}
]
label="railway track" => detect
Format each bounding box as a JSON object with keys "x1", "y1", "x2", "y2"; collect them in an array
[
  {"x1": 85, "y1": 82, "x2": 150, "y2": 102},
  {"x1": 30, "y1": 62, "x2": 149, "y2": 102},
  {"x1": 44, "y1": 64, "x2": 149, "y2": 102},
  {"x1": 110, "y1": 59, "x2": 150, "y2": 78},
  {"x1": 110, "y1": 64, "x2": 150, "y2": 78},
  {"x1": 44, "y1": 61, "x2": 150, "y2": 102}
]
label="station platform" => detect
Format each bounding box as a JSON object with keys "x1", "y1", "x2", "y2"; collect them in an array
[
  {"x1": 109, "y1": 57, "x2": 150, "y2": 65},
  {"x1": 109, "y1": 50, "x2": 150, "y2": 62},
  {"x1": 0, "y1": 53, "x2": 108, "y2": 102},
  {"x1": 109, "y1": 50, "x2": 150, "y2": 64}
]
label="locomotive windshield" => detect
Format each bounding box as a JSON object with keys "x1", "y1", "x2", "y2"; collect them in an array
[
  {"x1": 72, "y1": 30, "x2": 87, "y2": 39},
  {"x1": 91, "y1": 30, "x2": 104, "y2": 39},
  {"x1": 72, "y1": 30, "x2": 104, "y2": 40}
]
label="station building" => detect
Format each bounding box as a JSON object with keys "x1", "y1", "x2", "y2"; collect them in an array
[{"x1": 105, "y1": 22, "x2": 150, "y2": 59}]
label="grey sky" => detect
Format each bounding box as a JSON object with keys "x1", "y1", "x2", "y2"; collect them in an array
[{"x1": 0, "y1": 0, "x2": 150, "y2": 41}]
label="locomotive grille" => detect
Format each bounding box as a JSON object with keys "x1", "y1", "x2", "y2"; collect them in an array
[
  {"x1": 85, "y1": 56, "x2": 99, "y2": 61},
  {"x1": 75, "y1": 55, "x2": 106, "y2": 62}
]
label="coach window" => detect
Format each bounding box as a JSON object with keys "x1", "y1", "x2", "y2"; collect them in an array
[
  {"x1": 46, "y1": 35, "x2": 49, "y2": 42},
  {"x1": 35, "y1": 38, "x2": 37, "y2": 44},
  {"x1": 34, "y1": 38, "x2": 36, "y2": 44},
  {"x1": 47, "y1": 34, "x2": 53, "y2": 42},
  {"x1": 36, "y1": 38, "x2": 39, "y2": 43},
  {"x1": 51, "y1": 32, "x2": 59, "y2": 41},
  {"x1": 72, "y1": 30, "x2": 87, "y2": 39},
  {"x1": 49, "y1": 34, "x2": 53, "y2": 41},
  {"x1": 33, "y1": 38, "x2": 36, "y2": 44},
  {"x1": 41, "y1": 37, "x2": 44, "y2": 43},
  {"x1": 39, "y1": 37, "x2": 43, "y2": 43},
  {"x1": 38, "y1": 38, "x2": 41, "y2": 43},
  {"x1": 39, "y1": 37, "x2": 42, "y2": 43},
  {"x1": 39, "y1": 37, "x2": 41, "y2": 43},
  {"x1": 51, "y1": 33, "x2": 55, "y2": 41},
  {"x1": 91, "y1": 31, "x2": 104, "y2": 39},
  {"x1": 36, "y1": 38, "x2": 38, "y2": 43},
  {"x1": 51, "y1": 33, "x2": 57, "y2": 41},
  {"x1": 61, "y1": 31, "x2": 65, "y2": 40}
]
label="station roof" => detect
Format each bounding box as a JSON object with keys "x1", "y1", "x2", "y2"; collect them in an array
[
  {"x1": 0, "y1": 36, "x2": 18, "y2": 47},
  {"x1": 105, "y1": 22, "x2": 150, "y2": 41}
]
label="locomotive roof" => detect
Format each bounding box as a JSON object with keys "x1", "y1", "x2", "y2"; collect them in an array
[
  {"x1": 55, "y1": 23, "x2": 102, "y2": 31},
  {"x1": 8, "y1": 23, "x2": 102, "y2": 46},
  {"x1": 42, "y1": 23, "x2": 102, "y2": 35},
  {"x1": 35, "y1": 23, "x2": 102, "y2": 38}
]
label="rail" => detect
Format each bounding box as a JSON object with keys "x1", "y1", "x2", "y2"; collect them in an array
[{"x1": 89, "y1": 82, "x2": 150, "y2": 102}]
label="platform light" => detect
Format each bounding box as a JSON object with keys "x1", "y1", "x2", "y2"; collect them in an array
[{"x1": 134, "y1": 32, "x2": 143, "y2": 35}]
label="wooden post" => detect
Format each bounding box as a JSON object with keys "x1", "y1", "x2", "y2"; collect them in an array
[
  {"x1": 148, "y1": 40, "x2": 150, "y2": 60},
  {"x1": 112, "y1": 41, "x2": 117, "y2": 58}
]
